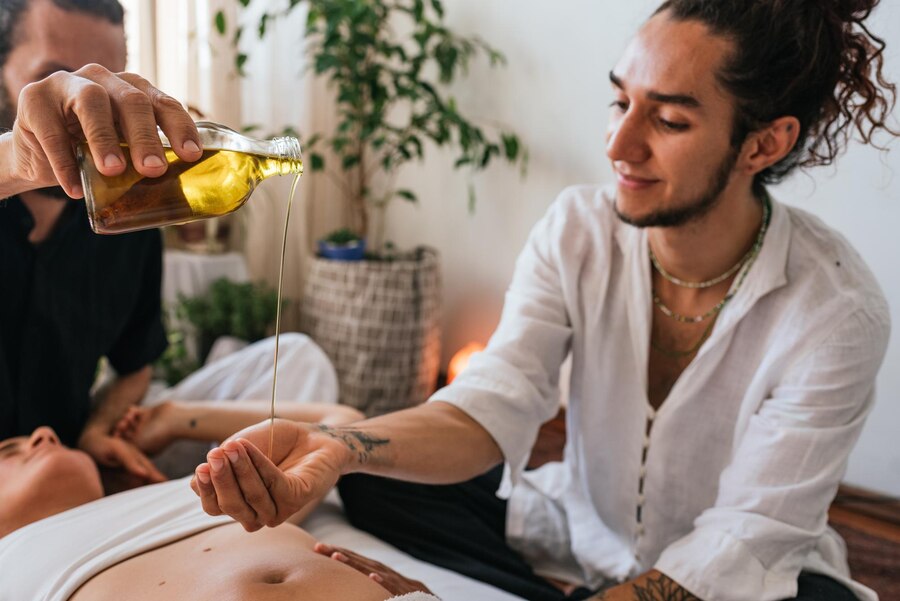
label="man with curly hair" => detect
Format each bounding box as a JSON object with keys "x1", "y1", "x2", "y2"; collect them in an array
[{"x1": 192, "y1": 2, "x2": 897, "y2": 600}]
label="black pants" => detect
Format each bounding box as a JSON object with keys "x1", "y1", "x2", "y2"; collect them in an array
[{"x1": 337, "y1": 467, "x2": 858, "y2": 601}]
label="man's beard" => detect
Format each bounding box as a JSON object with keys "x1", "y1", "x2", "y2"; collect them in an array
[
  {"x1": 0, "y1": 77, "x2": 72, "y2": 200},
  {"x1": 614, "y1": 147, "x2": 739, "y2": 228}
]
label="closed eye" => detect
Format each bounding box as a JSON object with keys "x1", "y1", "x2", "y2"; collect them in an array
[
  {"x1": 0, "y1": 439, "x2": 25, "y2": 458},
  {"x1": 659, "y1": 118, "x2": 689, "y2": 132}
]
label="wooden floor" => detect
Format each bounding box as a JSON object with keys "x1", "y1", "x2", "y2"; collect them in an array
[{"x1": 830, "y1": 485, "x2": 900, "y2": 543}]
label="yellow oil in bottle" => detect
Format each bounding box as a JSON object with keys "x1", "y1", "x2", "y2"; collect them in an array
[{"x1": 80, "y1": 144, "x2": 303, "y2": 234}]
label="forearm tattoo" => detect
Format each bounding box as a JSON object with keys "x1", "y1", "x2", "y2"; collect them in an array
[
  {"x1": 316, "y1": 425, "x2": 390, "y2": 465},
  {"x1": 592, "y1": 573, "x2": 701, "y2": 601}
]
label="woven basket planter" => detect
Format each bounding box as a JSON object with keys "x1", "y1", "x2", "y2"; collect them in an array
[{"x1": 300, "y1": 247, "x2": 442, "y2": 416}]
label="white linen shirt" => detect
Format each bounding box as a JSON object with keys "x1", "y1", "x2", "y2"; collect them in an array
[{"x1": 431, "y1": 185, "x2": 889, "y2": 601}]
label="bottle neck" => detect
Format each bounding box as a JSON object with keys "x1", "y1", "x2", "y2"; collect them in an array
[{"x1": 271, "y1": 137, "x2": 303, "y2": 176}]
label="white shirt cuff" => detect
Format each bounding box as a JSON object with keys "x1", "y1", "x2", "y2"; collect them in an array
[{"x1": 654, "y1": 526, "x2": 798, "y2": 601}]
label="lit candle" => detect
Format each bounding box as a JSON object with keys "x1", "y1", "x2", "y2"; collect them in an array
[{"x1": 447, "y1": 342, "x2": 485, "y2": 384}]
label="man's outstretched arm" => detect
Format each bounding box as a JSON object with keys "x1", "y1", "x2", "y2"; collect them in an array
[
  {"x1": 191, "y1": 401, "x2": 505, "y2": 531},
  {"x1": 590, "y1": 570, "x2": 700, "y2": 601}
]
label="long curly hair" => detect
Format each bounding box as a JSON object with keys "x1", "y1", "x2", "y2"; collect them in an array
[{"x1": 655, "y1": 0, "x2": 897, "y2": 193}]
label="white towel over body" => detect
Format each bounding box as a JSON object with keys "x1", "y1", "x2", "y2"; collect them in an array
[{"x1": 0, "y1": 477, "x2": 229, "y2": 601}]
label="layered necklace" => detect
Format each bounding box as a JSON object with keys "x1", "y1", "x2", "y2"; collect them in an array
[{"x1": 650, "y1": 197, "x2": 770, "y2": 358}]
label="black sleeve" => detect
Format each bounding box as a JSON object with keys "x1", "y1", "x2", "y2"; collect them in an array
[{"x1": 106, "y1": 230, "x2": 168, "y2": 375}]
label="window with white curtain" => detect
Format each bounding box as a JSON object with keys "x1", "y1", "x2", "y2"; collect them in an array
[{"x1": 119, "y1": 0, "x2": 239, "y2": 123}]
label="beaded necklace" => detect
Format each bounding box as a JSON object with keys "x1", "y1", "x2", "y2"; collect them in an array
[{"x1": 650, "y1": 196, "x2": 771, "y2": 357}]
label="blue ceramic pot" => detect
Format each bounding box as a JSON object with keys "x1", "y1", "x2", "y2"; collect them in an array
[{"x1": 317, "y1": 238, "x2": 366, "y2": 261}]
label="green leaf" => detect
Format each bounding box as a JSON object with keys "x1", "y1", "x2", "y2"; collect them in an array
[
  {"x1": 502, "y1": 134, "x2": 520, "y2": 160},
  {"x1": 214, "y1": 10, "x2": 226, "y2": 35},
  {"x1": 342, "y1": 154, "x2": 361, "y2": 169},
  {"x1": 324, "y1": 227, "x2": 361, "y2": 244},
  {"x1": 258, "y1": 13, "x2": 270, "y2": 38},
  {"x1": 315, "y1": 54, "x2": 342, "y2": 74},
  {"x1": 431, "y1": 0, "x2": 445, "y2": 18},
  {"x1": 241, "y1": 123, "x2": 261, "y2": 133},
  {"x1": 232, "y1": 25, "x2": 244, "y2": 45},
  {"x1": 310, "y1": 153, "x2": 325, "y2": 170},
  {"x1": 306, "y1": 7, "x2": 321, "y2": 29},
  {"x1": 480, "y1": 145, "x2": 494, "y2": 168},
  {"x1": 238, "y1": 0, "x2": 251, "y2": 7},
  {"x1": 235, "y1": 53, "x2": 249, "y2": 75},
  {"x1": 408, "y1": 135, "x2": 424, "y2": 159},
  {"x1": 396, "y1": 189, "x2": 418, "y2": 203}
]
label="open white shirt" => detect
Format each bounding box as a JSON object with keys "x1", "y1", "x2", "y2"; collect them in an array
[{"x1": 432, "y1": 185, "x2": 889, "y2": 601}]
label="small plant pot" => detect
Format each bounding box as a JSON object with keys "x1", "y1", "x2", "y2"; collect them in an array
[{"x1": 317, "y1": 238, "x2": 366, "y2": 261}]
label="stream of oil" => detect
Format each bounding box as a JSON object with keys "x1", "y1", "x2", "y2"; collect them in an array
[{"x1": 268, "y1": 174, "x2": 301, "y2": 460}]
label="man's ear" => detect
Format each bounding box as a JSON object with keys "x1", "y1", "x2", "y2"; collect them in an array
[{"x1": 737, "y1": 116, "x2": 801, "y2": 176}]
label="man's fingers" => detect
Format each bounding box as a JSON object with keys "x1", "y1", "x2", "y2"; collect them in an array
[
  {"x1": 118, "y1": 456, "x2": 148, "y2": 479},
  {"x1": 140, "y1": 455, "x2": 167, "y2": 483},
  {"x1": 323, "y1": 545, "x2": 383, "y2": 574},
  {"x1": 241, "y1": 437, "x2": 311, "y2": 524},
  {"x1": 18, "y1": 83, "x2": 86, "y2": 196},
  {"x1": 53, "y1": 69, "x2": 130, "y2": 179},
  {"x1": 76, "y1": 66, "x2": 168, "y2": 177},
  {"x1": 313, "y1": 542, "x2": 336, "y2": 557},
  {"x1": 194, "y1": 464, "x2": 224, "y2": 516},
  {"x1": 207, "y1": 448, "x2": 262, "y2": 532},
  {"x1": 221, "y1": 440, "x2": 277, "y2": 526},
  {"x1": 339, "y1": 548, "x2": 388, "y2": 573},
  {"x1": 113, "y1": 408, "x2": 137, "y2": 439},
  {"x1": 114, "y1": 442, "x2": 166, "y2": 483},
  {"x1": 117, "y1": 72, "x2": 202, "y2": 163}
]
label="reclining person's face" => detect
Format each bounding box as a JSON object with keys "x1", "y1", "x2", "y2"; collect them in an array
[{"x1": 0, "y1": 427, "x2": 103, "y2": 537}]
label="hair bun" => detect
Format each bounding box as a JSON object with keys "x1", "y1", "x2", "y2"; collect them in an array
[{"x1": 831, "y1": 0, "x2": 879, "y2": 22}]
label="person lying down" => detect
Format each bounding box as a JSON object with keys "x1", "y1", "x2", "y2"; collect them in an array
[{"x1": 0, "y1": 403, "x2": 439, "y2": 601}]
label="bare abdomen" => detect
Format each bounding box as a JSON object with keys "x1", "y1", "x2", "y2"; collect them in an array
[{"x1": 69, "y1": 523, "x2": 391, "y2": 601}]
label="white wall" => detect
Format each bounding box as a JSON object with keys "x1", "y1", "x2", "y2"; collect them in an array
[{"x1": 382, "y1": 1, "x2": 900, "y2": 496}]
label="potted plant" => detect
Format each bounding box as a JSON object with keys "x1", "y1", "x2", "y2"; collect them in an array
[
  {"x1": 317, "y1": 227, "x2": 366, "y2": 261},
  {"x1": 176, "y1": 278, "x2": 279, "y2": 364},
  {"x1": 217, "y1": 0, "x2": 525, "y2": 415}
]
